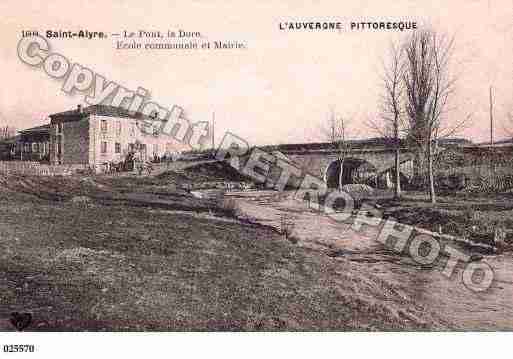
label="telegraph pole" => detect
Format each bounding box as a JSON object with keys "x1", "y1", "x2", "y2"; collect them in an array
[{"x1": 489, "y1": 86, "x2": 494, "y2": 146}]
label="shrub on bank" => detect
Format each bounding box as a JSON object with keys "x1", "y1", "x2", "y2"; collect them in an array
[{"x1": 462, "y1": 173, "x2": 513, "y2": 193}]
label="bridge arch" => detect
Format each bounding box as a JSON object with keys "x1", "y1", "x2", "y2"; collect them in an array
[{"x1": 324, "y1": 157, "x2": 377, "y2": 189}]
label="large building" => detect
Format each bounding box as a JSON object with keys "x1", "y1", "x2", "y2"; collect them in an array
[
  {"x1": 0, "y1": 125, "x2": 50, "y2": 161},
  {"x1": 18, "y1": 124, "x2": 51, "y2": 161},
  {"x1": 48, "y1": 104, "x2": 184, "y2": 170}
]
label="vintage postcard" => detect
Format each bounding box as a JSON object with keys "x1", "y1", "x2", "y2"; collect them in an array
[{"x1": 1, "y1": 0, "x2": 513, "y2": 355}]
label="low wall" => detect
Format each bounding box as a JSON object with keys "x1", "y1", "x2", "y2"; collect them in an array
[{"x1": 0, "y1": 161, "x2": 87, "y2": 176}]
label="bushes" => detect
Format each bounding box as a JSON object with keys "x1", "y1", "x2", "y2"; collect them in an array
[
  {"x1": 406, "y1": 172, "x2": 467, "y2": 191},
  {"x1": 446, "y1": 207, "x2": 511, "y2": 248},
  {"x1": 437, "y1": 173, "x2": 467, "y2": 191},
  {"x1": 461, "y1": 173, "x2": 513, "y2": 193},
  {"x1": 406, "y1": 170, "x2": 513, "y2": 193}
]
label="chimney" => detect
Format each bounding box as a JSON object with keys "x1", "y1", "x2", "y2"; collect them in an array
[{"x1": 77, "y1": 104, "x2": 82, "y2": 113}]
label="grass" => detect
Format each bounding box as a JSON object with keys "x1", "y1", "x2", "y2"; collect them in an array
[
  {"x1": 0, "y1": 173, "x2": 445, "y2": 331},
  {"x1": 376, "y1": 191, "x2": 513, "y2": 248}
]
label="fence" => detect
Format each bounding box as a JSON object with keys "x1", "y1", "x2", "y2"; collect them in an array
[{"x1": 0, "y1": 161, "x2": 87, "y2": 176}]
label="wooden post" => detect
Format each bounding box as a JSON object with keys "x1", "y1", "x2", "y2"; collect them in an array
[{"x1": 211, "y1": 112, "x2": 215, "y2": 152}]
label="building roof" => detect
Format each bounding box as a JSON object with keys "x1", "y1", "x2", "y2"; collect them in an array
[
  {"x1": 0, "y1": 135, "x2": 19, "y2": 145},
  {"x1": 19, "y1": 124, "x2": 51, "y2": 135},
  {"x1": 475, "y1": 138, "x2": 513, "y2": 147},
  {"x1": 440, "y1": 138, "x2": 474, "y2": 146},
  {"x1": 49, "y1": 105, "x2": 153, "y2": 122}
]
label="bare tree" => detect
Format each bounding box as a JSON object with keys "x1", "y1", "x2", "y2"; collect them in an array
[
  {"x1": 0, "y1": 110, "x2": 16, "y2": 140},
  {"x1": 0, "y1": 125, "x2": 16, "y2": 140},
  {"x1": 368, "y1": 40, "x2": 405, "y2": 199},
  {"x1": 319, "y1": 108, "x2": 351, "y2": 190},
  {"x1": 402, "y1": 28, "x2": 463, "y2": 204}
]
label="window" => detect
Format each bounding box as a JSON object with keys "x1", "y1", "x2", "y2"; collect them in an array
[
  {"x1": 101, "y1": 141, "x2": 107, "y2": 154},
  {"x1": 130, "y1": 123, "x2": 135, "y2": 136},
  {"x1": 153, "y1": 144, "x2": 159, "y2": 155},
  {"x1": 115, "y1": 142, "x2": 121, "y2": 154},
  {"x1": 100, "y1": 120, "x2": 108, "y2": 132},
  {"x1": 32, "y1": 143, "x2": 38, "y2": 153},
  {"x1": 116, "y1": 121, "x2": 122, "y2": 136},
  {"x1": 129, "y1": 143, "x2": 135, "y2": 153},
  {"x1": 24, "y1": 143, "x2": 30, "y2": 153},
  {"x1": 57, "y1": 123, "x2": 63, "y2": 134},
  {"x1": 140, "y1": 144, "x2": 147, "y2": 160}
]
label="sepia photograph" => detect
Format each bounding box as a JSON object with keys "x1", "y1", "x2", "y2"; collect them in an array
[{"x1": 1, "y1": 0, "x2": 513, "y2": 357}]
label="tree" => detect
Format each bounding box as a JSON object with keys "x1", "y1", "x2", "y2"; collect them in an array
[
  {"x1": 402, "y1": 29, "x2": 461, "y2": 204},
  {"x1": 0, "y1": 125, "x2": 16, "y2": 140},
  {"x1": 368, "y1": 40, "x2": 405, "y2": 199},
  {"x1": 0, "y1": 110, "x2": 16, "y2": 140},
  {"x1": 319, "y1": 108, "x2": 351, "y2": 190}
]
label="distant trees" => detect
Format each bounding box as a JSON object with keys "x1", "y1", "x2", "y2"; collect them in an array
[
  {"x1": 0, "y1": 125, "x2": 16, "y2": 140},
  {"x1": 0, "y1": 110, "x2": 16, "y2": 140}
]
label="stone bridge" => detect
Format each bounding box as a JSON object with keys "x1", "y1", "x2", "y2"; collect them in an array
[
  {"x1": 282, "y1": 147, "x2": 414, "y2": 188},
  {"x1": 258, "y1": 138, "x2": 478, "y2": 189},
  {"x1": 262, "y1": 139, "x2": 416, "y2": 189}
]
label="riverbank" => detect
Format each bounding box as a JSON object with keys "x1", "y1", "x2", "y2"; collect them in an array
[
  {"x1": 375, "y1": 191, "x2": 513, "y2": 249},
  {"x1": 229, "y1": 189, "x2": 513, "y2": 330}
]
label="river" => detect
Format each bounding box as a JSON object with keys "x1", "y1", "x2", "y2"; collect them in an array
[{"x1": 228, "y1": 190, "x2": 513, "y2": 330}]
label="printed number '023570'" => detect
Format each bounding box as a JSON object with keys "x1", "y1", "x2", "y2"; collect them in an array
[{"x1": 3, "y1": 345, "x2": 35, "y2": 353}]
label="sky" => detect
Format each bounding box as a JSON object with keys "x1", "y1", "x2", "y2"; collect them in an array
[{"x1": 0, "y1": 0, "x2": 512, "y2": 146}]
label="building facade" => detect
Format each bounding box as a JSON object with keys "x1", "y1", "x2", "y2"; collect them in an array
[
  {"x1": 6, "y1": 125, "x2": 51, "y2": 162},
  {"x1": 49, "y1": 104, "x2": 184, "y2": 170}
]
